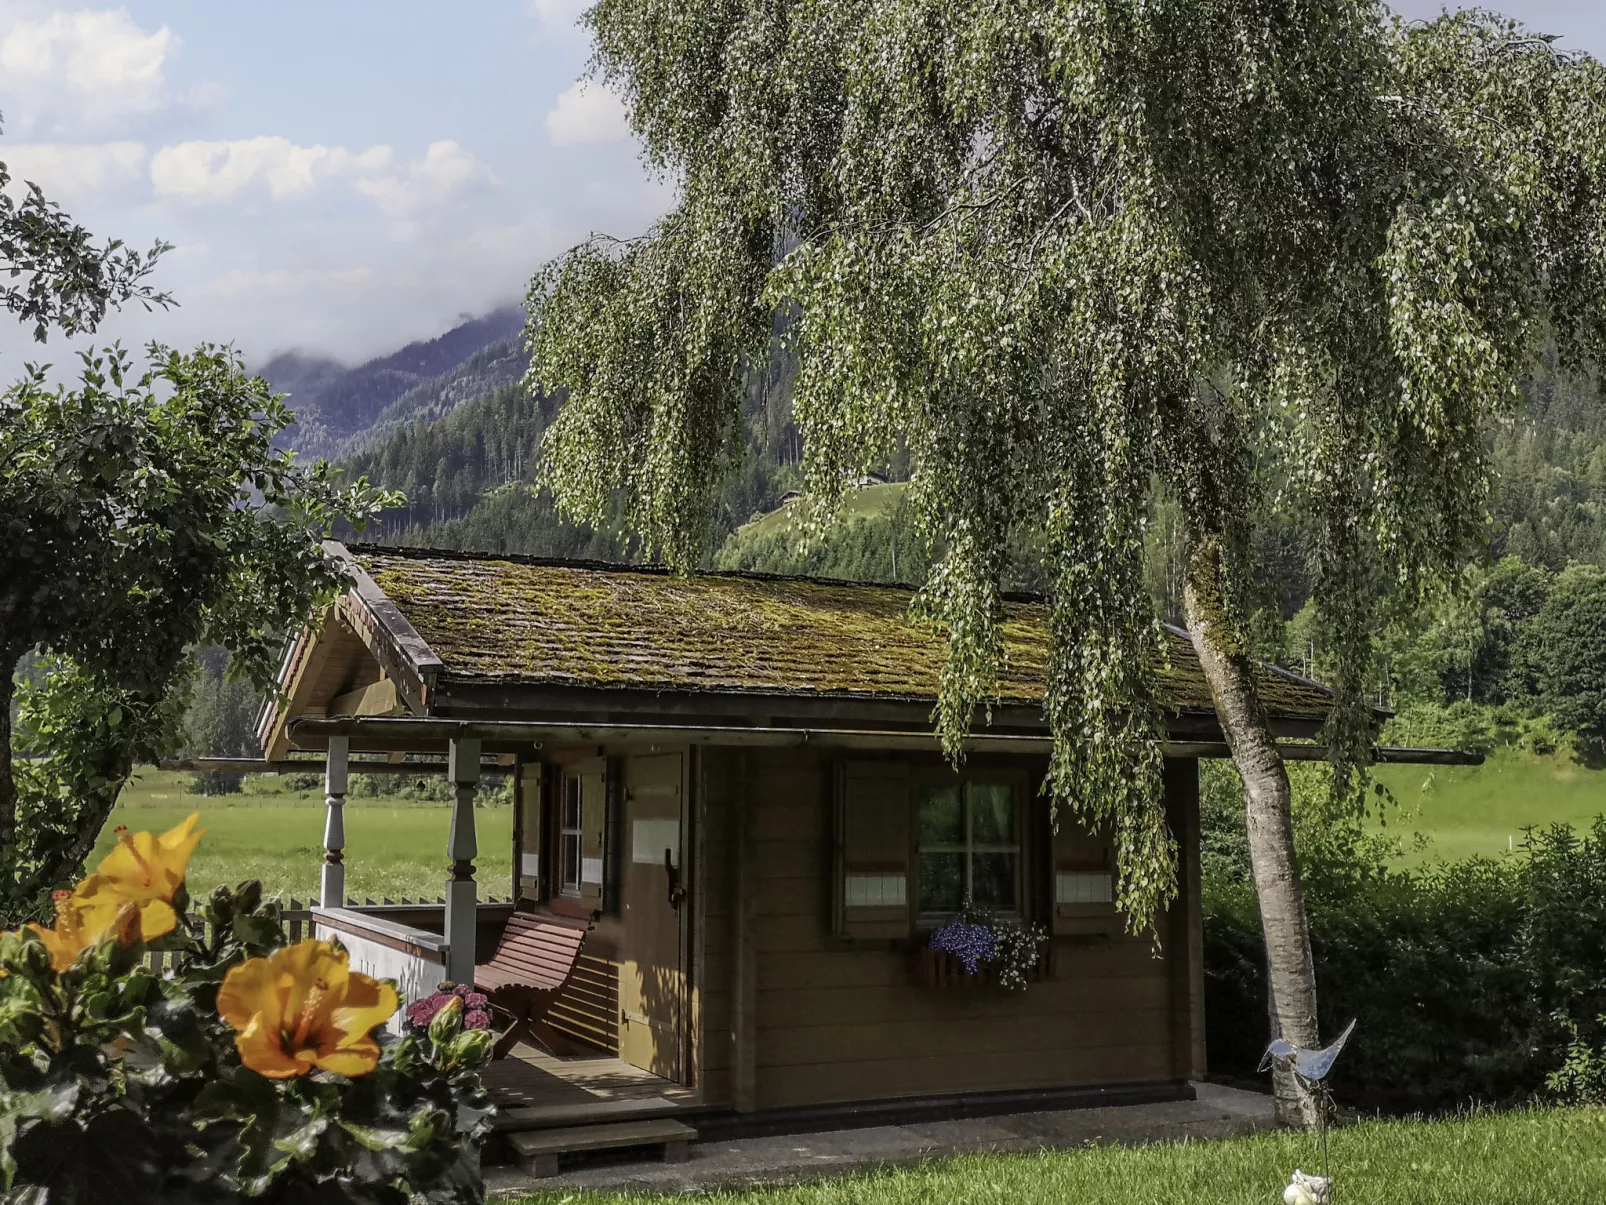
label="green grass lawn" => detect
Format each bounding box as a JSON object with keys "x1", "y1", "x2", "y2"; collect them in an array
[
  {"x1": 508, "y1": 1108, "x2": 1606, "y2": 1205},
  {"x1": 101, "y1": 769, "x2": 512, "y2": 904},
  {"x1": 1372, "y1": 745, "x2": 1606, "y2": 865}
]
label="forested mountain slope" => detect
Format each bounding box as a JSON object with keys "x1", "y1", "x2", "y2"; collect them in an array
[{"x1": 261, "y1": 306, "x2": 524, "y2": 459}]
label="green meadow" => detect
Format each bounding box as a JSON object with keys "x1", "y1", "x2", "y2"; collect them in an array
[
  {"x1": 102, "y1": 769, "x2": 513, "y2": 904},
  {"x1": 1372, "y1": 745, "x2": 1606, "y2": 866}
]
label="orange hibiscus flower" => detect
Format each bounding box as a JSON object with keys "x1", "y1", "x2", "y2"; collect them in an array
[
  {"x1": 25, "y1": 890, "x2": 140, "y2": 973},
  {"x1": 72, "y1": 814, "x2": 204, "y2": 942},
  {"x1": 217, "y1": 939, "x2": 398, "y2": 1079}
]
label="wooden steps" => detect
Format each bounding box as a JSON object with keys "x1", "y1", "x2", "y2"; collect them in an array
[
  {"x1": 508, "y1": 1118, "x2": 698, "y2": 1177},
  {"x1": 491, "y1": 1095, "x2": 685, "y2": 1132}
]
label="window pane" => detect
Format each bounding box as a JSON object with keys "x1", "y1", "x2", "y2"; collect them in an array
[
  {"x1": 562, "y1": 835, "x2": 581, "y2": 891},
  {"x1": 918, "y1": 852, "x2": 965, "y2": 914},
  {"x1": 971, "y1": 852, "x2": 1018, "y2": 911},
  {"x1": 563, "y1": 778, "x2": 582, "y2": 829},
  {"x1": 968, "y1": 783, "x2": 1015, "y2": 845},
  {"x1": 917, "y1": 784, "x2": 963, "y2": 845}
]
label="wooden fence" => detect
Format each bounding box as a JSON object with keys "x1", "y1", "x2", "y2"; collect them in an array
[{"x1": 143, "y1": 895, "x2": 509, "y2": 974}]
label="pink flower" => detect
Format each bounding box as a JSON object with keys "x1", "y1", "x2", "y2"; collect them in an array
[{"x1": 465, "y1": 1009, "x2": 493, "y2": 1031}]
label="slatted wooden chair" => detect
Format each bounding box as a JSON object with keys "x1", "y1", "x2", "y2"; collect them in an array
[{"x1": 474, "y1": 912, "x2": 591, "y2": 1060}]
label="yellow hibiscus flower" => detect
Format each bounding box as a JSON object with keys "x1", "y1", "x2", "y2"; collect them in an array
[
  {"x1": 72, "y1": 814, "x2": 204, "y2": 942},
  {"x1": 217, "y1": 939, "x2": 398, "y2": 1079},
  {"x1": 25, "y1": 890, "x2": 141, "y2": 972}
]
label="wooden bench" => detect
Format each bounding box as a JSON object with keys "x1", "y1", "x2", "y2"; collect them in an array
[{"x1": 475, "y1": 912, "x2": 591, "y2": 1060}]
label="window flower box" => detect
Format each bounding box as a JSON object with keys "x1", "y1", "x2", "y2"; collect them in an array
[{"x1": 909, "y1": 908, "x2": 1050, "y2": 990}]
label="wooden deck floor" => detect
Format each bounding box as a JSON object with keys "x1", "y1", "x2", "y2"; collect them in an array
[{"x1": 483, "y1": 1043, "x2": 695, "y2": 1129}]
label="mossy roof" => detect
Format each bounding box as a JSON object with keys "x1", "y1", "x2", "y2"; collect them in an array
[{"x1": 354, "y1": 546, "x2": 1333, "y2": 720}]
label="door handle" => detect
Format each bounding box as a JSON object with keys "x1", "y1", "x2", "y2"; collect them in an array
[{"x1": 665, "y1": 847, "x2": 686, "y2": 909}]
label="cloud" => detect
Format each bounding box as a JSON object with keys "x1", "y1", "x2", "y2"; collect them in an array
[
  {"x1": 354, "y1": 140, "x2": 499, "y2": 217},
  {"x1": 1, "y1": 139, "x2": 146, "y2": 201},
  {"x1": 528, "y1": 0, "x2": 589, "y2": 36},
  {"x1": 150, "y1": 136, "x2": 392, "y2": 203},
  {"x1": 0, "y1": 8, "x2": 179, "y2": 136},
  {"x1": 545, "y1": 82, "x2": 630, "y2": 146},
  {"x1": 148, "y1": 136, "x2": 497, "y2": 222},
  {"x1": 199, "y1": 266, "x2": 379, "y2": 302}
]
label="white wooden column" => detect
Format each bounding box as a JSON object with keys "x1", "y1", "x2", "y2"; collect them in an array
[
  {"x1": 444, "y1": 737, "x2": 480, "y2": 984},
  {"x1": 321, "y1": 736, "x2": 349, "y2": 908}
]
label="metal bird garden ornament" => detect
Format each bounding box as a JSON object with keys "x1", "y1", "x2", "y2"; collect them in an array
[{"x1": 1261, "y1": 1020, "x2": 1356, "y2": 1203}]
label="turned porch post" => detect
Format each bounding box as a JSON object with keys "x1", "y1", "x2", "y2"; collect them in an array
[
  {"x1": 445, "y1": 737, "x2": 480, "y2": 984},
  {"x1": 321, "y1": 736, "x2": 349, "y2": 907}
]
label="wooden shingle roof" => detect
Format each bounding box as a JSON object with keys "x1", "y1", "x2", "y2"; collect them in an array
[{"x1": 351, "y1": 546, "x2": 1333, "y2": 722}]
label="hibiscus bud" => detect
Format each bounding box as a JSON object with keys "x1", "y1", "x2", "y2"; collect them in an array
[
  {"x1": 428, "y1": 994, "x2": 464, "y2": 1045},
  {"x1": 449, "y1": 1027, "x2": 495, "y2": 1070}
]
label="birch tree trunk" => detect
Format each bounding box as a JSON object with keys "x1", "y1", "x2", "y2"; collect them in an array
[
  {"x1": 1181, "y1": 532, "x2": 1323, "y2": 1129},
  {"x1": 0, "y1": 653, "x2": 16, "y2": 879}
]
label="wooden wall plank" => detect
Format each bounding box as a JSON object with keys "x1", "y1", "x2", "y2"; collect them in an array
[
  {"x1": 757, "y1": 974, "x2": 1172, "y2": 1029},
  {"x1": 758, "y1": 1009, "x2": 1172, "y2": 1068},
  {"x1": 758, "y1": 1043, "x2": 1175, "y2": 1110},
  {"x1": 732, "y1": 748, "x2": 759, "y2": 1112}
]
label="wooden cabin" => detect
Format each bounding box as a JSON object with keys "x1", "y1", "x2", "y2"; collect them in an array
[{"x1": 257, "y1": 542, "x2": 1463, "y2": 1153}]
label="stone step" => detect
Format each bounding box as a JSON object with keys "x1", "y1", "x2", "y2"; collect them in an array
[{"x1": 508, "y1": 1118, "x2": 698, "y2": 1177}]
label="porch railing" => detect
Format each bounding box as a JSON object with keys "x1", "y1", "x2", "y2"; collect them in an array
[{"x1": 143, "y1": 894, "x2": 509, "y2": 974}]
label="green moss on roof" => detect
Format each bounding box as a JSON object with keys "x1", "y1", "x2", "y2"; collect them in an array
[{"x1": 356, "y1": 547, "x2": 1332, "y2": 720}]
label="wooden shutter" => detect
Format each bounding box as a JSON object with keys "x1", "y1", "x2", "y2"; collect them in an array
[
  {"x1": 516, "y1": 762, "x2": 544, "y2": 902},
  {"x1": 1050, "y1": 808, "x2": 1118, "y2": 935},
  {"x1": 578, "y1": 757, "x2": 607, "y2": 905},
  {"x1": 833, "y1": 760, "x2": 911, "y2": 939}
]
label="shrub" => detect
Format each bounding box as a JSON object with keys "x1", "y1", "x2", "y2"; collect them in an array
[
  {"x1": 0, "y1": 817, "x2": 494, "y2": 1204},
  {"x1": 1205, "y1": 818, "x2": 1606, "y2": 1111}
]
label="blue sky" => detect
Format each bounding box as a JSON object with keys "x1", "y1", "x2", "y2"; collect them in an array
[
  {"x1": 0, "y1": 2, "x2": 1602, "y2": 368},
  {"x1": 0, "y1": 0, "x2": 668, "y2": 365}
]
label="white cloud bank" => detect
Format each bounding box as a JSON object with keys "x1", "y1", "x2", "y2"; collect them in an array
[
  {"x1": 545, "y1": 82, "x2": 630, "y2": 146},
  {"x1": 0, "y1": 7, "x2": 179, "y2": 136},
  {"x1": 148, "y1": 137, "x2": 497, "y2": 219},
  {"x1": 151, "y1": 137, "x2": 393, "y2": 203},
  {"x1": 2, "y1": 139, "x2": 146, "y2": 200}
]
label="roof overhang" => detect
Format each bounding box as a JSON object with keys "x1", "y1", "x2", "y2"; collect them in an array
[{"x1": 278, "y1": 715, "x2": 1482, "y2": 766}]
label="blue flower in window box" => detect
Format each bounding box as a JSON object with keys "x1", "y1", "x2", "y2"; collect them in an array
[
  {"x1": 921, "y1": 900, "x2": 1047, "y2": 990},
  {"x1": 929, "y1": 918, "x2": 996, "y2": 973}
]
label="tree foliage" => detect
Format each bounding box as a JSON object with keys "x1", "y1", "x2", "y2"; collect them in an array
[
  {"x1": 524, "y1": 4, "x2": 1606, "y2": 934},
  {"x1": 0, "y1": 138, "x2": 397, "y2": 919},
  {"x1": 0, "y1": 118, "x2": 171, "y2": 342},
  {"x1": 0, "y1": 344, "x2": 396, "y2": 918}
]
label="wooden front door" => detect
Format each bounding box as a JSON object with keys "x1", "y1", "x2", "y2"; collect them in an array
[{"x1": 618, "y1": 751, "x2": 687, "y2": 1081}]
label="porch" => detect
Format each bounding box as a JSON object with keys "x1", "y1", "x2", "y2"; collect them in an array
[{"x1": 483, "y1": 1043, "x2": 697, "y2": 1124}]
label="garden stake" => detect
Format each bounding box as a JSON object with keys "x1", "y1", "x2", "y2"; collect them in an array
[{"x1": 1261, "y1": 1019, "x2": 1356, "y2": 1205}]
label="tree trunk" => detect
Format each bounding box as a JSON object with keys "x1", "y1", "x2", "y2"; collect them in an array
[
  {"x1": 0, "y1": 653, "x2": 18, "y2": 927},
  {"x1": 1181, "y1": 533, "x2": 1324, "y2": 1129},
  {"x1": 37, "y1": 771, "x2": 130, "y2": 894},
  {"x1": 0, "y1": 655, "x2": 15, "y2": 866}
]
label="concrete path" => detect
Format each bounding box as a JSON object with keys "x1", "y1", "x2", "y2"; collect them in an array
[{"x1": 486, "y1": 1082, "x2": 1275, "y2": 1198}]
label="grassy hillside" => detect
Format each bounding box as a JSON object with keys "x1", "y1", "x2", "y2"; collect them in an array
[
  {"x1": 1372, "y1": 745, "x2": 1606, "y2": 865},
  {"x1": 733, "y1": 481, "x2": 907, "y2": 542}
]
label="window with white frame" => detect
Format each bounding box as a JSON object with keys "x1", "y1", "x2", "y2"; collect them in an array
[
  {"x1": 916, "y1": 780, "x2": 1019, "y2": 915},
  {"x1": 558, "y1": 773, "x2": 584, "y2": 897}
]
